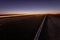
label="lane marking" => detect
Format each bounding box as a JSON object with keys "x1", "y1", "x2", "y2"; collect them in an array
[{"x1": 34, "y1": 15, "x2": 46, "y2": 40}]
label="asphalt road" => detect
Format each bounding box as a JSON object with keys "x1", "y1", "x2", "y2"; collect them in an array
[
  {"x1": 38, "y1": 14, "x2": 60, "y2": 40},
  {"x1": 0, "y1": 14, "x2": 45, "y2": 40},
  {"x1": 47, "y1": 14, "x2": 60, "y2": 40},
  {"x1": 0, "y1": 14, "x2": 60, "y2": 40}
]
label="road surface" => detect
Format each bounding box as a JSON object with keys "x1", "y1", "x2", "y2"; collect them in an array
[
  {"x1": 0, "y1": 14, "x2": 45, "y2": 40},
  {"x1": 0, "y1": 14, "x2": 60, "y2": 40}
]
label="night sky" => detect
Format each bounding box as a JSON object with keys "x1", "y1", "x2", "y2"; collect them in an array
[{"x1": 0, "y1": 0, "x2": 60, "y2": 12}]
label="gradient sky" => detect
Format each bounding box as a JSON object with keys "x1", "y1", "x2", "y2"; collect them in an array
[{"x1": 0, "y1": 0, "x2": 60, "y2": 12}]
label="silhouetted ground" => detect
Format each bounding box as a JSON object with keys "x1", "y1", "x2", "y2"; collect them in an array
[
  {"x1": 38, "y1": 14, "x2": 60, "y2": 40},
  {"x1": 0, "y1": 14, "x2": 60, "y2": 40},
  {"x1": 47, "y1": 14, "x2": 60, "y2": 40},
  {"x1": 0, "y1": 14, "x2": 45, "y2": 40}
]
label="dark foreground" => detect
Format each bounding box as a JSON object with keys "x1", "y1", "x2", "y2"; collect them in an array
[
  {"x1": 0, "y1": 14, "x2": 45, "y2": 40},
  {"x1": 38, "y1": 14, "x2": 60, "y2": 40},
  {"x1": 0, "y1": 14, "x2": 60, "y2": 40}
]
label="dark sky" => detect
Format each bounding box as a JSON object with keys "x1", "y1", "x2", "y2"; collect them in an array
[{"x1": 0, "y1": 0, "x2": 60, "y2": 12}]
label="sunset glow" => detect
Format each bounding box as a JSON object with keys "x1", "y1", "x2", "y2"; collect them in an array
[
  {"x1": 0, "y1": 0, "x2": 60, "y2": 15},
  {"x1": 0, "y1": 11, "x2": 60, "y2": 15}
]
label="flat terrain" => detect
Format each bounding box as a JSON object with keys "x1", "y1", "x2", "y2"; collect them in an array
[
  {"x1": 38, "y1": 14, "x2": 60, "y2": 40},
  {"x1": 47, "y1": 14, "x2": 60, "y2": 40},
  {"x1": 1, "y1": 14, "x2": 60, "y2": 40},
  {"x1": 0, "y1": 14, "x2": 45, "y2": 40}
]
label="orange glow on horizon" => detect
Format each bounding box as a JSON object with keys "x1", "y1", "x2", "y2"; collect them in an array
[{"x1": 0, "y1": 11, "x2": 60, "y2": 15}]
